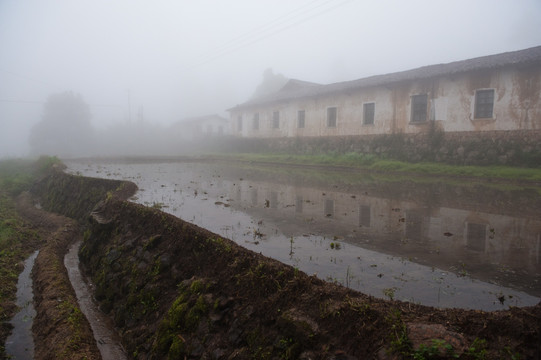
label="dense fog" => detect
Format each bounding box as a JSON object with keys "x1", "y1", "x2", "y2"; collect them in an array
[{"x1": 1, "y1": 0, "x2": 540, "y2": 158}]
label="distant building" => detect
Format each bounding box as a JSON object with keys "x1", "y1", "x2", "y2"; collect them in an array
[
  {"x1": 171, "y1": 114, "x2": 229, "y2": 139},
  {"x1": 228, "y1": 46, "x2": 541, "y2": 138}
]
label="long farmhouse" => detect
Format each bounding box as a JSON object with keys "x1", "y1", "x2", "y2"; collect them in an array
[{"x1": 228, "y1": 46, "x2": 541, "y2": 139}]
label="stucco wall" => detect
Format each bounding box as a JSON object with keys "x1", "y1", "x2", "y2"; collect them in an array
[{"x1": 230, "y1": 66, "x2": 541, "y2": 138}]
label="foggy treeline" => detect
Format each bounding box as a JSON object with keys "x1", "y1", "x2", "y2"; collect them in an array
[
  {"x1": 28, "y1": 71, "x2": 292, "y2": 159},
  {"x1": 28, "y1": 91, "x2": 235, "y2": 158}
]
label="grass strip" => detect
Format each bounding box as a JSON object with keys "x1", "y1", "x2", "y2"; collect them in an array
[{"x1": 208, "y1": 152, "x2": 541, "y2": 183}]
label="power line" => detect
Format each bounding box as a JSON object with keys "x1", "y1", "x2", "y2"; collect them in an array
[
  {"x1": 187, "y1": 0, "x2": 356, "y2": 69},
  {"x1": 188, "y1": 0, "x2": 348, "y2": 68},
  {"x1": 0, "y1": 99, "x2": 43, "y2": 104},
  {"x1": 197, "y1": 0, "x2": 328, "y2": 59},
  {"x1": 0, "y1": 99, "x2": 121, "y2": 108},
  {"x1": 0, "y1": 69, "x2": 56, "y2": 88}
]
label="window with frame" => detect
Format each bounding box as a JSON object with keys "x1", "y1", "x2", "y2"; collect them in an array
[
  {"x1": 297, "y1": 110, "x2": 305, "y2": 128},
  {"x1": 474, "y1": 89, "x2": 495, "y2": 119},
  {"x1": 411, "y1": 94, "x2": 428, "y2": 123},
  {"x1": 253, "y1": 113, "x2": 259, "y2": 130},
  {"x1": 237, "y1": 116, "x2": 243, "y2": 131},
  {"x1": 272, "y1": 111, "x2": 280, "y2": 128},
  {"x1": 327, "y1": 107, "x2": 337, "y2": 127},
  {"x1": 363, "y1": 102, "x2": 375, "y2": 125}
]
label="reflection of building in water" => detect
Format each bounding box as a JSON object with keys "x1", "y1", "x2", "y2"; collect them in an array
[
  {"x1": 295, "y1": 196, "x2": 303, "y2": 213},
  {"x1": 466, "y1": 223, "x2": 487, "y2": 252},
  {"x1": 405, "y1": 209, "x2": 426, "y2": 241},
  {"x1": 324, "y1": 199, "x2": 334, "y2": 218},
  {"x1": 251, "y1": 188, "x2": 258, "y2": 206},
  {"x1": 358, "y1": 205, "x2": 370, "y2": 227},
  {"x1": 269, "y1": 191, "x2": 278, "y2": 209},
  {"x1": 537, "y1": 234, "x2": 541, "y2": 265},
  {"x1": 230, "y1": 179, "x2": 541, "y2": 276}
]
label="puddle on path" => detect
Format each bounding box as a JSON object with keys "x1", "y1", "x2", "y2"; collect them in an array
[
  {"x1": 66, "y1": 160, "x2": 541, "y2": 310},
  {"x1": 5, "y1": 250, "x2": 38, "y2": 360},
  {"x1": 64, "y1": 240, "x2": 127, "y2": 360}
]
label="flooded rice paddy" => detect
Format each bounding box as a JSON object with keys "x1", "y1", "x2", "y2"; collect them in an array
[{"x1": 66, "y1": 159, "x2": 541, "y2": 311}]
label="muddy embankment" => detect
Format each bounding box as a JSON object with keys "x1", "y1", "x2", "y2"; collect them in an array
[
  {"x1": 26, "y1": 169, "x2": 135, "y2": 359},
  {"x1": 31, "y1": 169, "x2": 541, "y2": 359}
]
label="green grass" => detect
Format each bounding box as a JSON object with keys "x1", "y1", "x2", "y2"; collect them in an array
[
  {"x1": 209, "y1": 152, "x2": 541, "y2": 183},
  {"x1": 0, "y1": 156, "x2": 59, "y2": 359}
]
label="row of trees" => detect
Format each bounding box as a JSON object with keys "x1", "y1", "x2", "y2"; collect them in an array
[{"x1": 29, "y1": 92, "x2": 196, "y2": 157}]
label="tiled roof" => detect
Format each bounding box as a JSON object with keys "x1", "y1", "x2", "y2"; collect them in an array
[{"x1": 230, "y1": 46, "x2": 541, "y2": 110}]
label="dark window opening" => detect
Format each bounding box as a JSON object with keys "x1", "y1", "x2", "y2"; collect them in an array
[
  {"x1": 297, "y1": 110, "x2": 305, "y2": 128},
  {"x1": 272, "y1": 111, "x2": 279, "y2": 128},
  {"x1": 474, "y1": 89, "x2": 495, "y2": 119},
  {"x1": 327, "y1": 107, "x2": 337, "y2": 127},
  {"x1": 237, "y1": 116, "x2": 243, "y2": 131},
  {"x1": 411, "y1": 94, "x2": 428, "y2": 123},
  {"x1": 363, "y1": 102, "x2": 375, "y2": 125},
  {"x1": 253, "y1": 113, "x2": 259, "y2": 130}
]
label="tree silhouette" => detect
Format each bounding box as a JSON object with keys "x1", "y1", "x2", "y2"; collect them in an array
[{"x1": 29, "y1": 91, "x2": 95, "y2": 157}]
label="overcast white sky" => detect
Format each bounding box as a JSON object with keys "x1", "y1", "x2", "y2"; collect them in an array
[{"x1": 1, "y1": 0, "x2": 540, "y2": 157}]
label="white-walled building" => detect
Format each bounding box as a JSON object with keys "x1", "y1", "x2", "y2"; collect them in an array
[
  {"x1": 229, "y1": 46, "x2": 541, "y2": 138},
  {"x1": 171, "y1": 114, "x2": 229, "y2": 140}
]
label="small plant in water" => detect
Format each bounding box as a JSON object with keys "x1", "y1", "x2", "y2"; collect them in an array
[
  {"x1": 289, "y1": 237, "x2": 294, "y2": 256},
  {"x1": 383, "y1": 287, "x2": 397, "y2": 301},
  {"x1": 329, "y1": 242, "x2": 341, "y2": 250},
  {"x1": 151, "y1": 202, "x2": 164, "y2": 210}
]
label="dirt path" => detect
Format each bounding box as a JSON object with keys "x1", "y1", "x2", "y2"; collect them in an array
[{"x1": 15, "y1": 192, "x2": 101, "y2": 360}]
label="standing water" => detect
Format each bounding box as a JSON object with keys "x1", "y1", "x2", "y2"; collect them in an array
[
  {"x1": 64, "y1": 240, "x2": 127, "y2": 360},
  {"x1": 65, "y1": 159, "x2": 541, "y2": 310},
  {"x1": 5, "y1": 250, "x2": 39, "y2": 360}
]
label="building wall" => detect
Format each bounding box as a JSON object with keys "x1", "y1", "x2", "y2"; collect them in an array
[
  {"x1": 230, "y1": 66, "x2": 541, "y2": 138},
  {"x1": 197, "y1": 119, "x2": 229, "y2": 136}
]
